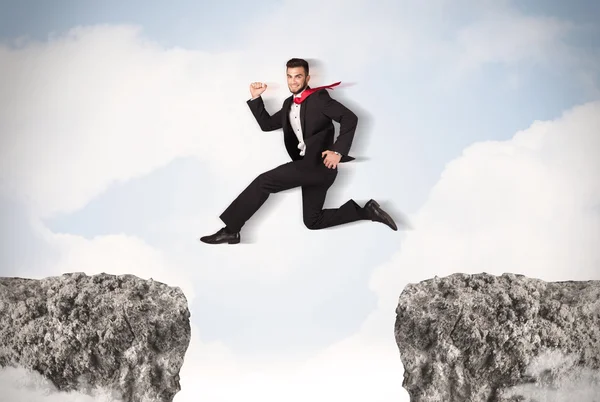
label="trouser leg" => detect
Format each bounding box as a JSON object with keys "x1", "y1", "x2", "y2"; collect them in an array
[
  {"x1": 301, "y1": 182, "x2": 365, "y2": 230},
  {"x1": 219, "y1": 160, "x2": 337, "y2": 232}
]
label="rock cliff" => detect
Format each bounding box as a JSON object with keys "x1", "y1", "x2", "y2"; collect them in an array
[
  {"x1": 395, "y1": 272, "x2": 600, "y2": 402},
  {"x1": 0, "y1": 272, "x2": 191, "y2": 402}
]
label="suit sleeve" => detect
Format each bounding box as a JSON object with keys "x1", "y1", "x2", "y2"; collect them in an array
[
  {"x1": 246, "y1": 96, "x2": 283, "y2": 132},
  {"x1": 315, "y1": 89, "x2": 357, "y2": 156}
]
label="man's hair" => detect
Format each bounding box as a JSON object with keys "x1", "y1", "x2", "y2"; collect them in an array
[{"x1": 286, "y1": 58, "x2": 309, "y2": 76}]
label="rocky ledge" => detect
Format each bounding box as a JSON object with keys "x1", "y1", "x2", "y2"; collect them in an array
[
  {"x1": 0, "y1": 272, "x2": 191, "y2": 402},
  {"x1": 395, "y1": 273, "x2": 600, "y2": 402}
]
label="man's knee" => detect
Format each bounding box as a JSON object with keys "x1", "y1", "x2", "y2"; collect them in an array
[{"x1": 303, "y1": 215, "x2": 322, "y2": 230}]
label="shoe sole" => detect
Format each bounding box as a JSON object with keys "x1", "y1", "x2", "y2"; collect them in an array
[{"x1": 199, "y1": 238, "x2": 240, "y2": 244}]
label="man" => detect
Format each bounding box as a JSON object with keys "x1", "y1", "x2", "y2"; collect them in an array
[{"x1": 200, "y1": 58, "x2": 397, "y2": 244}]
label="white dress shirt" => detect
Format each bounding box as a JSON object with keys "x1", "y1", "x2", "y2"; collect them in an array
[{"x1": 289, "y1": 90, "x2": 306, "y2": 156}]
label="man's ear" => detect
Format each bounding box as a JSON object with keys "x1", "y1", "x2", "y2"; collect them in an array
[{"x1": 306, "y1": 74, "x2": 310, "y2": 84}]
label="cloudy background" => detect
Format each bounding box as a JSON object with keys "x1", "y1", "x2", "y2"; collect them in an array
[{"x1": 1, "y1": 0, "x2": 599, "y2": 401}]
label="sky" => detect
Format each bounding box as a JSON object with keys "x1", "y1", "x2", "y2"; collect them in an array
[{"x1": 0, "y1": 0, "x2": 599, "y2": 401}]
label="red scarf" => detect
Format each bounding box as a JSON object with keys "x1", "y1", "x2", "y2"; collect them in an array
[{"x1": 293, "y1": 81, "x2": 341, "y2": 104}]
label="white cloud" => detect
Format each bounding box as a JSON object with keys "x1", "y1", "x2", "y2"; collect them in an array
[
  {"x1": 0, "y1": 24, "x2": 284, "y2": 219},
  {"x1": 453, "y1": 12, "x2": 572, "y2": 71},
  {"x1": 0, "y1": 366, "x2": 124, "y2": 402},
  {"x1": 370, "y1": 100, "x2": 600, "y2": 308},
  {"x1": 174, "y1": 329, "x2": 405, "y2": 402},
  {"x1": 502, "y1": 350, "x2": 600, "y2": 401},
  {"x1": 33, "y1": 224, "x2": 197, "y2": 304}
]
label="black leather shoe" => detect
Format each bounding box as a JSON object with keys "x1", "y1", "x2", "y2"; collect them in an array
[
  {"x1": 200, "y1": 227, "x2": 240, "y2": 244},
  {"x1": 363, "y1": 199, "x2": 397, "y2": 231}
]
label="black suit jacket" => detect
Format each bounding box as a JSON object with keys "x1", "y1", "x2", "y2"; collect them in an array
[{"x1": 246, "y1": 87, "x2": 357, "y2": 164}]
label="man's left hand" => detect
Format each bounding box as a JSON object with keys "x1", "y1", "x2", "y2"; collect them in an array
[{"x1": 322, "y1": 150, "x2": 342, "y2": 169}]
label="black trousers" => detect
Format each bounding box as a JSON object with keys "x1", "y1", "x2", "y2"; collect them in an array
[{"x1": 219, "y1": 159, "x2": 365, "y2": 232}]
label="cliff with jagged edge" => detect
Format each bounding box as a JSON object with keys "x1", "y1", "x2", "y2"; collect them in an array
[
  {"x1": 0, "y1": 272, "x2": 191, "y2": 402},
  {"x1": 395, "y1": 273, "x2": 600, "y2": 402}
]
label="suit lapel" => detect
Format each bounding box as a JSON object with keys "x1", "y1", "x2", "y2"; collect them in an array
[
  {"x1": 282, "y1": 96, "x2": 292, "y2": 130},
  {"x1": 281, "y1": 96, "x2": 300, "y2": 161}
]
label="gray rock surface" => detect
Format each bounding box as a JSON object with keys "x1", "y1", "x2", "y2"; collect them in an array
[
  {"x1": 395, "y1": 273, "x2": 600, "y2": 402},
  {"x1": 0, "y1": 272, "x2": 191, "y2": 402}
]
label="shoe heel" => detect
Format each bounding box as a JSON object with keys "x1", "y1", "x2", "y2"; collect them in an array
[{"x1": 228, "y1": 238, "x2": 240, "y2": 244}]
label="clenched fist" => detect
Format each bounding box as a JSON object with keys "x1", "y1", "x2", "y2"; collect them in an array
[{"x1": 250, "y1": 82, "x2": 267, "y2": 98}]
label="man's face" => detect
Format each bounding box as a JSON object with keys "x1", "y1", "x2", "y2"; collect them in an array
[{"x1": 287, "y1": 67, "x2": 310, "y2": 94}]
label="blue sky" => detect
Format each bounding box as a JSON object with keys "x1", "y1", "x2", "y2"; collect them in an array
[
  {"x1": 0, "y1": 0, "x2": 282, "y2": 51},
  {"x1": 1, "y1": 1, "x2": 599, "y2": 401}
]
